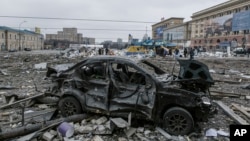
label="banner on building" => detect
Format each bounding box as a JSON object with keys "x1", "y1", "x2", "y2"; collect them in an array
[
  {"x1": 156, "y1": 27, "x2": 163, "y2": 38},
  {"x1": 204, "y1": 14, "x2": 233, "y2": 36},
  {"x1": 232, "y1": 10, "x2": 250, "y2": 31}
]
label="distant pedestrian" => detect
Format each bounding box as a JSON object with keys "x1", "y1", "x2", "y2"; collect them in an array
[
  {"x1": 184, "y1": 48, "x2": 188, "y2": 58},
  {"x1": 106, "y1": 48, "x2": 109, "y2": 55},
  {"x1": 174, "y1": 48, "x2": 179, "y2": 55},
  {"x1": 169, "y1": 48, "x2": 172, "y2": 56},
  {"x1": 174, "y1": 48, "x2": 179, "y2": 59},
  {"x1": 98, "y1": 48, "x2": 102, "y2": 55},
  {"x1": 189, "y1": 47, "x2": 194, "y2": 60}
]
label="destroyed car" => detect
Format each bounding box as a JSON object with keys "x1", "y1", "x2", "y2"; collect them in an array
[{"x1": 46, "y1": 56, "x2": 216, "y2": 135}]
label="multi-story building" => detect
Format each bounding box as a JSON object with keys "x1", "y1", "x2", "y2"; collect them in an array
[
  {"x1": 0, "y1": 26, "x2": 44, "y2": 51},
  {"x1": 82, "y1": 37, "x2": 95, "y2": 45},
  {"x1": 190, "y1": 0, "x2": 250, "y2": 51},
  {"x1": 46, "y1": 28, "x2": 94, "y2": 44},
  {"x1": 163, "y1": 22, "x2": 192, "y2": 48},
  {"x1": 152, "y1": 17, "x2": 184, "y2": 41}
]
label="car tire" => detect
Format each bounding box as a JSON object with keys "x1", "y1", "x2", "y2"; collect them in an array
[
  {"x1": 163, "y1": 107, "x2": 194, "y2": 135},
  {"x1": 58, "y1": 97, "x2": 82, "y2": 117}
]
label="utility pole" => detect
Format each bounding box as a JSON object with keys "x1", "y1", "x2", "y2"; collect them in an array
[{"x1": 19, "y1": 21, "x2": 26, "y2": 51}]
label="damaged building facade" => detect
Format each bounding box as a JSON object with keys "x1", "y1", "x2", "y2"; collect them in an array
[
  {"x1": 190, "y1": 0, "x2": 250, "y2": 51},
  {"x1": 154, "y1": 0, "x2": 250, "y2": 51},
  {"x1": 0, "y1": 26, "x2": 44, "y2": 51}
]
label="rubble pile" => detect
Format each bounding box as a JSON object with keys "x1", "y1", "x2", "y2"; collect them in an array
[{"x1": 0, "y1": 51, "x2": 249, "y2": 141}]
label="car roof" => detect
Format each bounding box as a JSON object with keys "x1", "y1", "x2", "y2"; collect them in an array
[{"x1": 86, "y1": 55, "x2": 138, "y2": 63}]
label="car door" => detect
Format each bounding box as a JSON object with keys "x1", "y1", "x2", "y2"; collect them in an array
[
  {"x1": 81, "y1": 61, "x2": 110, "y2": 112},
  {"x1": 108, "y1": 61, "x2": 156, "y2": 119}
]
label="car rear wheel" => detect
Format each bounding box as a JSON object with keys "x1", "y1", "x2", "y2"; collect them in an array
[
  {"x1": 163, "y1": 107, "x2": 194, "y2": 135},
  {"x1": 59, "y1": 97, "x2": 82, "y2": 117}
]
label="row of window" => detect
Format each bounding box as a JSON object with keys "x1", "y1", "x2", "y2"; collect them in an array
[
  {"x1": 194, "y1": 30, "x2": 250, "y2": 37},
  {"x1": 195, "y1": 5, "x2": 250, "y2": 24},
  {"x1": 1, "y1": 33, "x2": 42, "y2": 41},
  {"x1": 194, "y1": 38, "x2": 240, "y2": 44}
]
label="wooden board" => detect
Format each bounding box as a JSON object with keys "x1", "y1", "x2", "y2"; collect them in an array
[
  {"x1": 231, "y1": 103, "x2": 250, "y2": 118},
  {"x1": 214, "y1": 100, "x2": 249, "y2": 125}
]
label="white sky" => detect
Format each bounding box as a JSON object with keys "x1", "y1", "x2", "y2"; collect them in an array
[{"x1": 0, "y1": 0, "x2": 229, "y2": 43}]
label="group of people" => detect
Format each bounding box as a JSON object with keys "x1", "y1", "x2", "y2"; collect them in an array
[
  {"x1": 184, "y1": 47, "x2": 196, "y2": 60},
  {"x1": 158, "y1": 47, "x2": 196, "y2": 60},
  {"x1": 98, "y1": 47, "x2": 109, "y2": 55}
]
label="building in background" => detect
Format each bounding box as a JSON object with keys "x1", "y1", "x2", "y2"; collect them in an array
[
  {"x1": 45, "y1": 28, "x2": 95, "y2": 49},
  {"x1": 82, "y1": 37, "x2": 95, "y2": 45},
  {"x1": 163, "y1": 22, "x2": 191, "y2": 49},
  {"x1": 117, "y1": 38, "x2": 122, "y2": 44},
  {"x1": 0, "y1": 26, "x2": 44, "y2": 51},
  {"x1": 190, "y1": 0, "x2": 250, "y2": 51},
  {"x1": 152, "y1": 17, "x2": 184, "y2": 41},
  {"x1": 46, "y1": 28, "x2": 84, "y2": 43}
]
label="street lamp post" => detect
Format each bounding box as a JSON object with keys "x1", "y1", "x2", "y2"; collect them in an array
[{"x1": 19, "y1": 21, "x2": 26, "y2": 51}]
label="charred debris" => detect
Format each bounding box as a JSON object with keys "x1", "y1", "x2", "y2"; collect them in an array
[{"x1": 0, "y1": 54, "x2": 249, "y2": 141}]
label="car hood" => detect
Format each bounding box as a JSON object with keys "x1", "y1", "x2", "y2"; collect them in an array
[
  {"x1": 46, "y1": 63, "x2": 74, "y2": 77},
  {"x1": 177, "y1": 59, "x2": 214, "y2": 84},
  {"x1": 141, "y1": 59, "x2": 213, "y2": 83}
]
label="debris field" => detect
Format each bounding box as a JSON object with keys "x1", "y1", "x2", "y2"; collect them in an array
[{"x1": 0, "y1": 51, "x2": 249, "y2": 141}]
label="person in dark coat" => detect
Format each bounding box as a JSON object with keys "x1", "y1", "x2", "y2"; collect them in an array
[
  {"x1": 184, "y1": 48, "x2": 188, "y2": 58},
  {"x1": 169, "y1": 48, "x2": 172, "y2": 56},
  {"x1": 189, "y1": 47, "x2": 194, "y2": 60}
]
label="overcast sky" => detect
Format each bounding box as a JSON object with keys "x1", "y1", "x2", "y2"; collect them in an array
[{"x1": 0, "y1": 0, "x2": 228, "y2": 43}]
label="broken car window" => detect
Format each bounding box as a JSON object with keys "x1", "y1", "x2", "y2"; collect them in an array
[
  {"x1": 81, "y1": 62, "x2": 106, "y2": 79},
  {"x1": 111, "y1": 63, "x2": 129, "y2": 83}
]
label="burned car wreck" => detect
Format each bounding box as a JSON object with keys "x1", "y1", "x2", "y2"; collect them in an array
[{"x1": 45, "y1": 56, "x2": 216, "y2": 135}]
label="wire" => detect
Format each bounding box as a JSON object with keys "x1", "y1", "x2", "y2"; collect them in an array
[
  {"x1": 12, "y1": 27, "x2": 148, "y2": 32},
  {"x1": 0, "y1": 16, "x2": 155, "y2": 23}
]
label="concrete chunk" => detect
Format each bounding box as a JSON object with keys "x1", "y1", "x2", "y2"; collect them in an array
[
  {"x1": 42, "y1": 131, "x2": 55, "y2": 141},
  {"x1": 97, "y1": 125, "x2": 106, "y2": 132},
  {"x1": 91, "y1": 135, "x2": 104, "y2": 141},
  {"x1": 110, "y1": 118, "x2": 129, "y2": 128},
  {"x1": 125, "y1": 127, "x2": 136, "y2": 137},
  {"x1": 136, "y1": 127, "x2": 144, "y2": 133},
  {"x1": 49, "y1": 130, "x2": 57, "y2": 136},
  {"x1": 34, "y1": 62, "x2": 47, "y2": 70},
  {"x1": 95, "y1": 116, "x2": 107, "y2": 125},
  {"x1": 118, "y1": 137, "x2": 128, "y2": 141},
  {"x1": 78, "y1": 125, "x2": 94, "y2": 133}
]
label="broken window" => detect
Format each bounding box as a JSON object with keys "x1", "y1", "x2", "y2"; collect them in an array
[
  {"x1": 81, "y1": 62, "x2": 106, "y2": 80},
  {"x1": 127, "y1": 65, "x2": 146, "y2": 85},
  {"x1": 111, "y1": 63, "x2": 129, "y2": 83}
]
